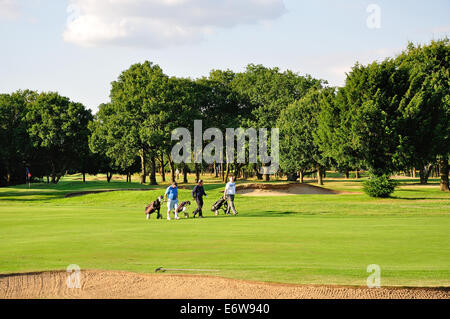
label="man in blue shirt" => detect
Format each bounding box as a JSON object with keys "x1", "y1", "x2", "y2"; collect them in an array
[{"x1": 164, "y1": 182, "x2": 179, "y2": 220}]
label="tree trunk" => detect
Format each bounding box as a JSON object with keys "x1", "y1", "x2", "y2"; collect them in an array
[
  {"x1": 299, "y1": 171, "x2": 304, "y2": 184},
  {"x1": 225, "y1": 162, "x2": 230, "y2": 182},
  {"x1": 51, "y1": 170, "x2": 63, "y2": 184},
  {"x1": 287, "y1": 172, "x2": 298, "y2": 182},
  {"x1": 317, "y1": 167, "x2": 324, "y2": 185},
  {"x1": 355, "y1": 169, "x2": 360, "y2": 179},
  {"x1": 182, "y1": 163, "x2": 188, "y2": 184},
  {"x1": 252, "y1": 164, "x2": 258, "y2": 180},
  {"x1": 6, "y1": 163, "x2": 11, "y2": 185},
  {"x1": 140, "y1": 148, "x2": 146, "y2": 184},
  {"x1": 214, "y1": 162, "x2": 218, "y2": 178},
  {"x1": 159, "y1": 153, "x2": 166, "y2": 182},
  {"x1": 149, "y1": 156, "x2": 157, "y2": 185},
  {"x1": 263, "y1": 164, "x2": 270, "y2": 182},
  {"x1": 107, "y1": 172, "x2": 113, "y2": 183},
  {"x1": 51, "y1": 167, "x2": 56, "y2": 183},
  {"x1": 50, "y1": 161, "x2": 56, "y2": 183},
  {"x1": 168, "y1": 155, "x2": 176, "y2": 183},
  {"x1": 195, "y1": 163, "x2": 200, "y2": 183},
  {"x1": 160, "y1": 159, "x2": 166, "y2": 182},
  {"x1": 345, "y1": 170, "x2": 349, "y2": 179},
  {"x1": 439, "y1": 158, "x2": 449, "y2": 192},
  {"x1": 55, "y1": 174, "x2": 62, "y2": 184},
  {"x1": 419, "y1": 164, "x2": 432, "y2": 184},
  {"x1": 82, "y1": 172, "x2": 86, "y2": 183},
  {"x1": 234, "y1": 164, "x2": 242, "y2": 181}
]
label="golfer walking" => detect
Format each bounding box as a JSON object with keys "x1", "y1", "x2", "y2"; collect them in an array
[
  {"x1": 165, "y1": 182, "x2": 179, "y2": 220},
  {"x1": 192, "y1": 180, "x2": 207, "y2": 218},
  {"x1": 224, "y1": 177, "x2": 238, "y2": 215}
]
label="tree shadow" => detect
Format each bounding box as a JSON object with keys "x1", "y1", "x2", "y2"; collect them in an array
[
  {"x1": 240, "y1": 211, "x2": 332, "y2": 218},
  {"x1": 0, "y1": 190, "x2": 64, "y2": 199},
  {"x1": 391, "y1": 196, "x2": 449, "y2": 201}
]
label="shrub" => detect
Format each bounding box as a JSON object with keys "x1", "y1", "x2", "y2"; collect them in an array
[{"x1": 363, "y1": 175, "x2": 398, "y2": 198}]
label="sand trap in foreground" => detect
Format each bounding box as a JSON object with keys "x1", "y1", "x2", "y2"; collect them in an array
[
  {"x1": 236, "y1": 183, "x2": 345, "y2": 196},
  {"x1": 0, "y1": 271, "x2": 448, "y2": 299}
]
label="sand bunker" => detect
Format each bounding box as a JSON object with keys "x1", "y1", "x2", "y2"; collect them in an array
[
  {"x1": 236, "y1": 183, "x2": 341, "y2": 196},
  {"x1": 0, "y1": 270, "x2": 448, "y2": 299}
]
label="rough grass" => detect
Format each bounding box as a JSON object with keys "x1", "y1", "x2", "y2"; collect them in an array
[{"x1": 0, "y1": 174, "x2": 449, "y2": 287}]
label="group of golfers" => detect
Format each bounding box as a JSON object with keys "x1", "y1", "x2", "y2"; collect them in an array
[{"x1": 164, "y1": 177, "x2": 238, "y2": 220}]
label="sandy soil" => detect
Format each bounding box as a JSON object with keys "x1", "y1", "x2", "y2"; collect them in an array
[
  {"x1": 0, "y1": 271, "x2": 448, "y2": 299},
  {"x1": 235, "y1": 183, "x2": 348, "y2": 196}
]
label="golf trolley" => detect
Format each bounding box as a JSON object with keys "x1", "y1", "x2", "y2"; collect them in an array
[{"x1": 211, "y1": 197, "x2": 229, "y2": 215}]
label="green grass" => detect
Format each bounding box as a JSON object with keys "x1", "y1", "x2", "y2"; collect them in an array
[{"x1": 0, "y1": 174, "x2": 449, "y2": 287}]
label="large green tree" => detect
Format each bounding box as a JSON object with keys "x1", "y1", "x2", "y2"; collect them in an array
[
  {"x1": 196, "y1": 69, "x2": 255, "y2": 181},
  {"x1": 395, "y1": 39, "x2": 450, "y2": 189},
  {"x1": 330, "y1": 59, "x2": 409, "y2": 177},
  {"x1": 278, "y1": 89, "x2": 331, "y2": 184},
  {"x1": 0, "y1": 90, "x2": 35, "y2": 185},
  {"x1": 165, "y1": 76, "x2": 202, "y2": 183},
  {"x1": 109, "y1": 61, "x2": 171, "y2": 185},
  {"x1": 89, "y1": 103, "x2": 136, "y2": 182},
  {"x1": 232, "y1": 64, "x2": 323, "y2": 180},
  {"x1": 315, "y1": 87, "x2": 359, "y2": 178},
  {"x1": 26, "y1": 92, "x2": 92, "y2": 183}
]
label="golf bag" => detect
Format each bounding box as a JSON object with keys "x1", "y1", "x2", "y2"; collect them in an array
[
  {"x1": 211, "y1": 197, "x2": 228, "y2": 214},
  {"x1": 145, "y1": 196, "x2": 163, "y2": 219}
]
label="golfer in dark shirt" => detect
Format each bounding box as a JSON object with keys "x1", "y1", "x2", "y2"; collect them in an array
[{"x1": 192, "y1": 180, "x2": 207, "y2": 218}]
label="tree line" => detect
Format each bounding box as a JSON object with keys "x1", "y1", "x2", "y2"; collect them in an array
[{"x1": 0, "y1": 39, "x2": 448, "y2": 191}]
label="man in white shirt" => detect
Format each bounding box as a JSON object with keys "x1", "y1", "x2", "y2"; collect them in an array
[{"x1": 224, "y1": 176, "x2": 238, "y2": 215}]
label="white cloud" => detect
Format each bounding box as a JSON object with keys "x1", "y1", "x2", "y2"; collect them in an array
[
  {"x1": 0, "y1": 0, "x2": 19, "y2": 20},
  {"x1": 63, "y1": 0, "x2": 287, "y2": 48}
]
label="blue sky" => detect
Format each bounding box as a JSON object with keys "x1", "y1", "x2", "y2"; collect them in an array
[{"x1": 1, "y1": 0, "x2": 449, "y2": 112}]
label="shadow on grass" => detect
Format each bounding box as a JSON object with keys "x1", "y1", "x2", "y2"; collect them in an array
[
  {"x1": 391, "y1": 196, "x2": 449, "y2": 201},
  {"x1": 0, "y1": 190, "x2": 65, "y2": 202},
  {"x1": 238, "y1": 211, "x2": 333, "y2": 218},
  {"x1": 207, "y1": 211, "x2": 299, "y2": 218},
  {"x1": 0, "y1": 196, "x2": 65, "y2": 202}
]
